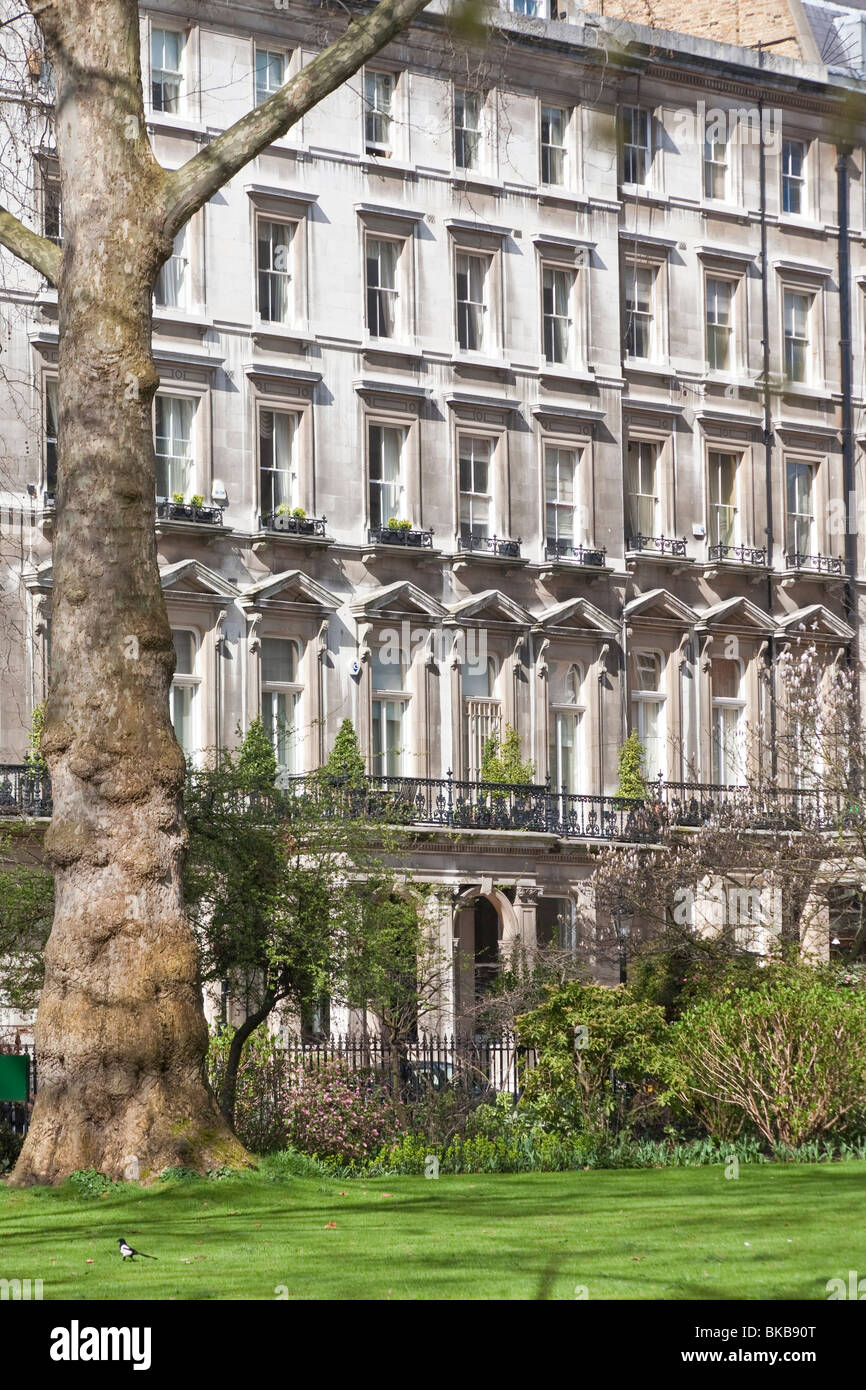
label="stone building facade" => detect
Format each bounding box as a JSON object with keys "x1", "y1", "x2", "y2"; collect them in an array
[{"x1": 2, "y1": 1, "x2": 866, "y2": 1029}]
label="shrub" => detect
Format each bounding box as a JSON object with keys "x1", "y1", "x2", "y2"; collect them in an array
[
  {"x1": 666, "y1": 967, "x2": 866, "y2": 1147},
  {"x1": 283, "y1": 1060, "x2": 399, "y2": 1164},
  {"x1": 66, "y1": 1168, "x2": 116, "y2": 1197},
  {"x1": 0, "y1": 1119, "x2": 23, "y2": 1174},
  {"x1": 615, "y1": 731, "x2": 647, "y2": 802},
  {"x1": 517, "y1": 981, "x2": 668, "y2": 1135},
  {"x1": 480, "y1": 725, "x2": 535, "y2": 785},
  {"x1": 235, "y1": 717, "x2": 277, "y2": 788}
]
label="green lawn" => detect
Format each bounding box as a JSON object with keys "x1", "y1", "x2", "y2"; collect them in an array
[{"x1": 1, "y1": 1162, "x2": 863, "y2": 1300}]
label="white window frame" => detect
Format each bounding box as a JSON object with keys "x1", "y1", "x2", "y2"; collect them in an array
[
  {"x1": 785, "y1": 457, "x2": 816, "y2": 559},
  {"x1": 624, "y1": 260, "x2": 656, "y2": 361},
  {"x1": 261, "y1": 637, "x2": 303, "y2": 778},
  {"x1": 705, "y1": 275, "x2": 735, "y2": 374},
  {"x1": 549, "y1": 663, "x2": 585, "y2": 795},
  {"x1": 711, "y1": 657, "x2": 746, "y2": 787},
  {"x1": 782, "y1": 286, "x2": 816, "y2": 385},
  {"x1": 256, "y1": 216, "x2": 295, "y2": 326},
  {"x1": 364, "y1": 69, "x2": 395, "y2": 154},
  {"x1": 631, "y1": 650, "x2": 666, "y2": 782},
  {"x1": 540, "y1": 104, "x2": 568, "y2": 187},
  {"x1": 155, "y1": 225, "x2": 189, "y2": 311},
  {"x1": 368, "y1": 420, "x2": 407, "y2": 529},
  {"x1": 255, "y1": 47, "x2": 288, "y2": 107},
  {"x1": 707, "y1": 449, "x2": 740, "y2": 551},
  {"x1": 462, "y1": 656, "x2": 500, "y2": 782},
  {"x1": 781, "y1": 137, "x2": 807, "y2": 217},
  {"x1": 365, "y1": 233, "x2": 402, "y2": 339},
  {"x1": 458, "y1": 432, "x2": 494, "y2": 542},
  {"x1": 542, "y1": 264, "x2": 574, "y2": 366},
  {"x1": 455, "y1": 87, "x2": 484, "y2": 172},
  {"x1": 455, "y1": 250, "x2": 489, "y2": 353},
  {"x1": 703, "y1": 126, "x2": 729, "y2": 202},
  {"x1": 258, "y1": 407, "x2": 299, "y2": 518},
  {"x1": 154, "y1": 393, "x2": 197, "y2": 500},
  {"x1": 150, "y1": 26, "x2": 185, "y2": 115},
  {"x1": 625, "y1": 439, "x2": 659, "y2": 542},
  {"x1": 170, "y1": 628, "x2": 200, "y2": 760},
  {"x1": 544, "y1": 444, "x2": 580, "y2": 552},
  {"x1": 622, "y1": 106, "x2": 652, "y2": 187}
]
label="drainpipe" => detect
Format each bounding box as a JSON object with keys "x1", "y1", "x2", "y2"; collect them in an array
[
  {"x1": 837, "y1": 147, "x2": 858, "y2": 665},
  {"x1": 758, "y1": 95, "x2": 777, "y2": 781}
]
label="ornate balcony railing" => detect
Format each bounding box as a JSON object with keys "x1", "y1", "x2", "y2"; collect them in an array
[
  {"x1": 368, "y1": 525, "x2": 434, "y2": 549},
  {"x1": 707, "y1": 542, "x2": 768, "y2": 566},
  {"x1": 458, "y1": 533, "x2": 522, "y2": 558},
  {"x1": 157, "y1": 500, "x2": 224, "y2": 526},
  {"x1": 545, "y1": 540, "x2": 607, "y2": 567},
  {"x1": 261, "y1": 512, "x2": 327, "y2": 538},
  {"x1": 626, "y1": 533, "x2": 688, "y2": 558},
  {"x1": 784, "y1": 551, "x2": 848, "y2": 577},
  {"x1": 1, "y1": 766, "x2": 844, "y2": 840}
]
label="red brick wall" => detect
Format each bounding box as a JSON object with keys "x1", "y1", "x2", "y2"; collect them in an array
[{"x1": 595, "y1": 0, "x2": 803, "y2": 59}]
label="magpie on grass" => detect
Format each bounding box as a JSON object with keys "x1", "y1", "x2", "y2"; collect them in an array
[{"x1": 118, "y1": 1238, "x2": 157, "y2": 1261}]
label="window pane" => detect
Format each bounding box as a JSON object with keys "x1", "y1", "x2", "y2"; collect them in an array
[
  {"x1": 155, "y1": 396, "x2": 195, "y2": 497},
  {"x1": 262, "y1": 637, "x2": 297, "y2": 685},
  {"x1": 257, "y1": 220, "x2": 293, "y2": 323},
  {"x1": 172, "y1": 629, "x2": 195, "y2": 675}
]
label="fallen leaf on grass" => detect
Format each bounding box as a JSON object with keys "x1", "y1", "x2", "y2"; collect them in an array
[
  {"x1": 324, "y1": 1221, "x2": 337, "y2": 1229},
  {"x1": 85, "y1": 1260, "x2": 94, "y2": 1265}
]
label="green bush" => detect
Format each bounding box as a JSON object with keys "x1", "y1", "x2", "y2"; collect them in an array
[
  {"x1": 66, "y1": 1168, "x2": 116, "y2": 1197},
  {"x1": 615, "y1": 731, "x2": 648, "y2": 802},
  {"x1": 207, "y1": 1028, "x2": 292, "y2": 1154},
  {"x1": 666, "y1": 966, "x2": 866, "y2": 1146},
  {"x1": 517, "y1": 981, "x2": 668, "y2": 1135},
  {"x1": 0, "y1": 1119, "x2": 23, "y2": 1174}
]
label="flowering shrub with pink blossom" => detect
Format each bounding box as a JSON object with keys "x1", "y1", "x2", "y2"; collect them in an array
[{"x1": 283, "y1": 1060, "x2": 400, "y2": 1163}]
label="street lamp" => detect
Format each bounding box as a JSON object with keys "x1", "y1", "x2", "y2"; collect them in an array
[{"x1": 613, "y1": 895, "x2": 634, "y2": 985}]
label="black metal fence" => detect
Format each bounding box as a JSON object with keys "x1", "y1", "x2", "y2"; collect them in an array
[{"x1": 277, "y1": 1032, "x2": 532, "y2": 1099}]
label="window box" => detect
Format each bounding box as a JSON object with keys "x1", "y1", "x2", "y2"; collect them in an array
[
  {"x1": 157, "y1": 500, "x2": 224, "y2": 525},
  {"x1": 368, "y1": 524, "x2": 434, "y2": 548},
  {"x1": 262, "y1": 511, "x2": 326, "y2": 537}
]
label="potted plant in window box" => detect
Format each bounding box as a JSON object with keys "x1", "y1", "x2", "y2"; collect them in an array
[
  {"x1": 385, "y1": 517, "x2": 419, "y2": 546},
  {"x1": 272, "y1": 503, "x2": 314, "y2": 534}
]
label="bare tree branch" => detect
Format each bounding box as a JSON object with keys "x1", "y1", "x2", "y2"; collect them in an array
[
  {"x1": 161, "y1": 0, "x2": 435, "y2": 237},
  {"x1": 0, "y1": 203, "x2": 60, "y2": 282}
]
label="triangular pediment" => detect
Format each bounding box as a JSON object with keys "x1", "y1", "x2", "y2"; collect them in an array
[
  {"x1": 159, "y1": 559, "x2": 240, "y2": 600},
  {"x1": 349, "y1": 580, "x2": 446, "y2": 621},
  {"x1": 446, "y1": 589, "x2": 532, "y2": 625},
  {"x1": 776, "y1": 605, "x2": 854, "y2": 641},
  {"x1": 623, "y1": 588, "x2": 698, "y2": 624},
  {"x1": 532, "y1": 597, "x2": 618, "y2": 637},
  {"x1": 697, "y1": 596, "x2": 775, "y2": 634},
  {"x1": 243, "y1": 568, "x2": 339, "y2": 610}
]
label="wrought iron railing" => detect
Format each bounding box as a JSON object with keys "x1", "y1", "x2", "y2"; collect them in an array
[
  {"x1": 0, "y1": 766, "x2": 844, "y2": 838},
  {"x1": 545, "y1": 540, "x2": 607, "y2": 567},
  {"x1": 261, "y1": 512, "x2": 327, "y2": 537},
  {"x1": 457, "y1": 533, "x2": 522, "y2": 558},
  {"x1": 626, "y1": 533, "x2": 689, "y2": 558},
  {"x1": 784, "y1": 551, "x2": 848, "y2": 576},
  {"x1": 707, "y1": 542, "x2": 768, "y2": 566},
  {"x1": 368, "y1": 525, "x2": 434, "y2": 549}
]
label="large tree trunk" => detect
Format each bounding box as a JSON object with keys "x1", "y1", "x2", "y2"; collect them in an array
[{"x1": 11, "y1": 0, "x2": 246, "y2": 1184}]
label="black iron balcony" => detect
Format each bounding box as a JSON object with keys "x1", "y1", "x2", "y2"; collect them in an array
[
  {"x1": 784, "y1": 551, "x2": 848, "y2": 577},
  {"x1": 157, "y1": 499, "x2": 224, "y2": 525},
  {"x1": 368, "y1": 524, "x2": 434, "y2": 549},
  {"x1": 545, "y1": 540, "x2": 607, "y2": 567},
  {"x1": 708, "y1": 542, "x2": 768, "y2": 566},
  {"x1": 627, "y1": 533, "x2": 689, "y2": 558},
  {"x1": 2, "y1": 764, "x2": 843, "y2": 842},
  {"x1": 261, "y1": 511, "x2": 327, "y2": 538},
  {"x1": 458, "y1": 533, "x2": 522, "y2": 558}
]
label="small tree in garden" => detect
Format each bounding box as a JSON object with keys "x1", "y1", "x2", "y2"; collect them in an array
[
  {"x1": 283, "y1": 1060, "x2": 399, "y2": 1164},
  {"x1": 25, "y1": 704, "x2": 47, "y2": 776},
  {"x1": 480, "y1": 725, "x2": 535, "y2": 785},
  {"x1": 0, "y1": 838, "x2": 52, "y2": 1016}
]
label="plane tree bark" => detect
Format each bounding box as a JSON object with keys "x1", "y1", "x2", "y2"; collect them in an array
[{"x1": 4, "y1": 0, "x2": 435, "y2": 1185}]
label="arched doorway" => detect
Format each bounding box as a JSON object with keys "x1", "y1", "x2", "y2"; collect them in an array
[{"x1": 473, "y1": 896, "x2": 500, "y2": 1001}]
